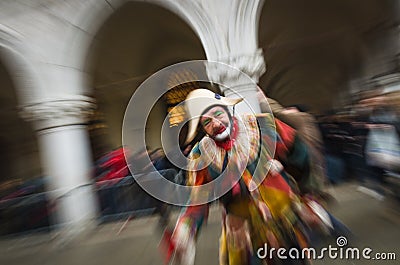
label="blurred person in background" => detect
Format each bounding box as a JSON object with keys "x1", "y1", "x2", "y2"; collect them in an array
[
  {"x1": 362, "y1": 96, "x2": 400, "y2": 200},
  {"x1": 318, "y1": 114, "x2": 349, "y2": 184},
  {"x1": 94, "y1": 147, "x2": 131, "y2": 215},
  {"x1": 152, "y1": 144, "x2": 192, "y2": 186},
  {"x1": 130, "y1": 147, "x2": 182, "y2": 229},
  {"x1": 149, "y1": 146, "x2": 193, "y2": 229},
  {"x1": 161, "y1": 89, "x2": 348, "y2": 265},
  {"x1": 95, "y1": 147, "x2": 130, "y2": 183},
  {"x1": 343, "y1": 110, "x2": 370, "y2": 185},
  {"x1": 257, "y1": 88, "x2": 329, "y2": 200}
]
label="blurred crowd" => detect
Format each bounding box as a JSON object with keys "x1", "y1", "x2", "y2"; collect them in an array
[{"x1": 318, "y1": 91, "x2": 400, "y2": 200}]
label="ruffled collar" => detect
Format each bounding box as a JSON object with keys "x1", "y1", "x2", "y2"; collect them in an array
[{"x1": 197, "y1": 114, "x2": 260, "y2": 173}]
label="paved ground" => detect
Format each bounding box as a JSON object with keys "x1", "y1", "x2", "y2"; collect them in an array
[{"x1": 0, "y1": 182, "x2": 398, "y2": 265}]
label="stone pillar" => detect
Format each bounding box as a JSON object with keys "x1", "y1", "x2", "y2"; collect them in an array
[
  {"x1": 160, "y1": 0, "x2": 266, "y2": 114},
  {"x1": 20, "y1": 96, "x2": 99, "y2": 240},
  {"x1": 206, "y1": 50, "x2": 266, "y2": 114}
]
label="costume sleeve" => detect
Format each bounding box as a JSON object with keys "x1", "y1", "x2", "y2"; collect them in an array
[
  {"x1": 173, "y1": 146, "x2": 210, "y2": 240},
  {"x1": 266, "y1": 97, "x2": 285, "y2": 115},
  {"x1": 176, "y1": 168, "x2": 210, "y2": 234}
]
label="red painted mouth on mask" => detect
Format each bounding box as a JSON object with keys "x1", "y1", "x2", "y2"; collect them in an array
[{"x1": 213, "y1": 126, "x2": 226, "y2": 136}]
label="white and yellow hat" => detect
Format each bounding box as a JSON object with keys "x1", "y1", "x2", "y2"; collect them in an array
[{"x1": 185, "y1": 89, "x2": 243, "y2": 143}]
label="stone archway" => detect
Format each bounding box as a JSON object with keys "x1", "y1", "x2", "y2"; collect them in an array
[
  {"x1": 0, "y1": 0, "x2": 267, "y2": 236},
  {"x1": 0, "y1": 26, "x2": 45, "y2": 188},
  {"x1": 84, "y1": 1, "x2": 206, "y2": 159},
  {"x1": 0, "y1": 27, "x2": 50, "y2": 235},
  {"x1": 0, "y1": 57, "x2": 42, "y2": 192},
  {"x1": 0, "y1": 18, "x2": 100, "y2": 237},
  {"x1": 68, "y1": 0, "x2": 267, "y2": 119}
]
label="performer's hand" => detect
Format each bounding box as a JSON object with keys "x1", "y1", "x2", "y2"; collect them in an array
[
  {"x1": 171, "y1": 224, "x2": 196, "y2": 265},
  {"x1": 171, "y1": 223, "x2": 190, "y2": 250},
  {"x1": 267, "y1": 159, "x2": 284, "y2": 175}
]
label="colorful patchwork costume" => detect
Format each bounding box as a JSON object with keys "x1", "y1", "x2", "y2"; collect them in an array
[{"x1": 162, "y1": 90, "x2": 344, "y2": 265}]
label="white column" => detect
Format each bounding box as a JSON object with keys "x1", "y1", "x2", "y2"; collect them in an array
[
  {"x1": 21, "y1": 96, "x2": 99, "y2": 240},
  {"x1": 161, "y1": 0, "x2": 266, "y2": 114},
  {"x1": 206, "y1": 50, "x2": 266, "y2": 114}
]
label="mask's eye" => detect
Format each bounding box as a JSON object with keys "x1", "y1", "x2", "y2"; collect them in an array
[
  {"x1": 214, "y1": 110, "x2": 224, "y2": 117},
  {"x1": 202, "y1": 118, "x2": 211, "y2": 127}
]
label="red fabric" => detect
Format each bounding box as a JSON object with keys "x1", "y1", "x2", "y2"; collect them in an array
[
  {"x1": 97, "y1": 148, "x2": 129, "y2": 182},
  {"x1": 193, "y1": 168, "x2": 211, "y2": 185},
  {"x1": 159, "y1": 229, "x2": 175, "y2": 264},
  {"x1": 274, "y1": 119, "x2": 296, "y2": 159},
  {"x1": 231, "y1": 181, "x2": 241, "y2": 196},
  {"x1": 263, "y1": 172, "x2": 292, "y2": 194},
  {"x1": 100, "y1": 149, "x2": 126, "y2": 169}
]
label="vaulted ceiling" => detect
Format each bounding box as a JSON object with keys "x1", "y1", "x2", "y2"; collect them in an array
[{"x1": 90, "y1": 0, "x2": 399, "y2": 117}]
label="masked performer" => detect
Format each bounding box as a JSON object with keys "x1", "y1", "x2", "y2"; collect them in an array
[{"x1": 162, "y1": 89, "x2": 345, "y2": 265}]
